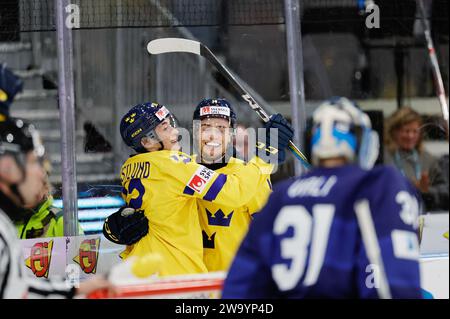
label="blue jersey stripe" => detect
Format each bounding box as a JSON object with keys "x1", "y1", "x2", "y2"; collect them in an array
[
  {"x1": 203, "y1": 174, "x2": 227, "y2": 201},
  {"x1": 183, "y1": 186, "x2": 195, "y2": 195}
]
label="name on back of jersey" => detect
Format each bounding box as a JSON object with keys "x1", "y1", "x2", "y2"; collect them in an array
[{"x1": 288, "y1": 176, "x2": 337, "y2": 198}]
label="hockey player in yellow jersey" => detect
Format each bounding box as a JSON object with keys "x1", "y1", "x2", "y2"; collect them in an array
[
  {"x1": 103, "y1": 100, "x2": 295, "y2": 274},
  {"x1": 107, "y1": 102, "x2": 290, "y2": 276}
]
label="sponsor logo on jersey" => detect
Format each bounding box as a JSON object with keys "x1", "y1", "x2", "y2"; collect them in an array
[
  {"x1": 73, "y1": 238, "x2": 101, "y2": 274},
  {"x1": 25, "y1": 240, "x2": 54, "y2": 278},
  {"x1": 125, "y1": 112, "x2": 137, "y2": 124},
  {"x1": 155, "y1": 106, "x2": 170, "y2": 121},
  {"x1": 187, "y1": 166, "x2": 215, "y2": 193},
  {"x1": 200, "y1": 106, "x2": 230, "y2": 117}
]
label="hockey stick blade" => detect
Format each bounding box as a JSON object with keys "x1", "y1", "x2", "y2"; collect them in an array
[
  {"x1": 147, "y1": 38, "x2": 311, "y2": 169},
  {"x1": 147, "y1": 38, "x2": 201, "y2": 56}
]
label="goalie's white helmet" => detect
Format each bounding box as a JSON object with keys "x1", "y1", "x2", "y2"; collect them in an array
[{"x1": 311, "y1": 97, "x2": 379, "y2": 169}]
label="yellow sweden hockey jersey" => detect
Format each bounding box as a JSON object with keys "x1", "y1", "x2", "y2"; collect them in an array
[
  {"x1": 120, "y1": 150, "x2": 272, "y2": 276},
  {"x1": 199, "y1": 157, "x2": 272, "y2": 272}
]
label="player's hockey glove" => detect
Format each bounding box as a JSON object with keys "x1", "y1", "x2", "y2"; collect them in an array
[
  {"x1": 103, "y1": 206, "x2": 149, "y2": 245},
  {"x1": 256, "y1": 113, "x2": 294, "y2": 164}
]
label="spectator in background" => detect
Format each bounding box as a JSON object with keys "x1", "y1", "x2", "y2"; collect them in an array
[
  {"x1": 426, "y1": 122, "x2": 449, "y2": 211},
  {"x1": 384, "y1": 107, "x2": 439, "y2": 210}
]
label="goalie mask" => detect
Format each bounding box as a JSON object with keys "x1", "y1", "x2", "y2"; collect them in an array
[
  {"x1": 311, "y1": 97, "x2": 379, "y2": 169},
  {"x1": 120, "y1": 102, "x2": 178, "y2": 153}
]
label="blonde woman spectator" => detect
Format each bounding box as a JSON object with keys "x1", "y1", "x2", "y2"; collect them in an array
[{"x1": 384, "y1": 107, "x2": 439, "y2": 210}]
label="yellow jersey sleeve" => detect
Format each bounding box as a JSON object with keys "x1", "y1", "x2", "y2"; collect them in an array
[{"x1": 150, "y1": 152, "x2": 274, "y2": 208}]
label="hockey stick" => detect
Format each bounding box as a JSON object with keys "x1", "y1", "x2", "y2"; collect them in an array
[{"x1": 147, "y1": 38, "x2": 311, "y2": 169}]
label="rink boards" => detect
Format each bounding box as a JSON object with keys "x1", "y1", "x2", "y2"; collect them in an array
[{"x1": 19, "y1": 212, "x2": 448, "y2": 298}]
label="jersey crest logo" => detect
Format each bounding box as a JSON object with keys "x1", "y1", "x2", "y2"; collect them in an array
[
  {"x1": 25, "y1": 240, "x2": 54, "y2": 278},
  {"x1": 202, "y1": 230, "x2": 216, "y2": 249},
  {"x1": 73, "y1": 238, "x2": 101, "y2": 274},
  {"x1": 206, "y1": 209, "x2": 233, "y2": 227}
]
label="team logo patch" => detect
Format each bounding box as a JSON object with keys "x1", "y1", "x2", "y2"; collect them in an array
[
  {"x1": 187, "y1": 166, "x2": 215, "y2": 193},
  {"x1": 73, "y1": 238, "x2": 101, "y2": 274},
  {"x1": 155, "y1": 106, "x2": 170, "y2": 121},
  {"x1": 25, "y1": 240, "x2": 54, "y2": 278},
  {"x1": 200, "y1": 106, "x2": 230, "y2": 117}
]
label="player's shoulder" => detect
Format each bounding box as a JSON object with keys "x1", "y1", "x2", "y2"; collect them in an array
[
  {"x1": 357, "y1": 164, "x2": 418, "y2": 201},
  {"x1": 366, "y1": 164, "x2": 409, "y2": 185},
  {"x1": 124, "y1": 150, "x2": 193, "y2": 165},
  {"x1": 153, "y1": 150, "x2": 194, "y2": 163}
]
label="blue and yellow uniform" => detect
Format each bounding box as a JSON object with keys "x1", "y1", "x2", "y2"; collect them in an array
[
  {"x1": 199, "y1": 157, "x2": 272, "y2": 271},
  {"x1": 120, "y1": 150, "x2": 272, "y2": 276}
]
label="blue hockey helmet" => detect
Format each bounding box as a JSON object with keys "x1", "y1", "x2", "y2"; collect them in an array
[
  {"x1": 193, "y1": 98, "x2": 237, "y2": 128},
  {"x1": 0, "y1": 117, "x2": 46, "y2": 180},
  {"x1": 120, "y1": 102, "x2": 176, "y2": 152},
  {"x1": 311, "y1": 96, "x2": 379, "y2": 169}
]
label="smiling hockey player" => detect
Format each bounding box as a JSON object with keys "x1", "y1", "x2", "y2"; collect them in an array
[{"x1": 109, "y1": 101, "x2": 291, "y2": 276}]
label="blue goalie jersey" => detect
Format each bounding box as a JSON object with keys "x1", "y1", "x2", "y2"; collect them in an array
[{"x1": 222, "y1": 164, "x2": 423, "y2": 299}]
